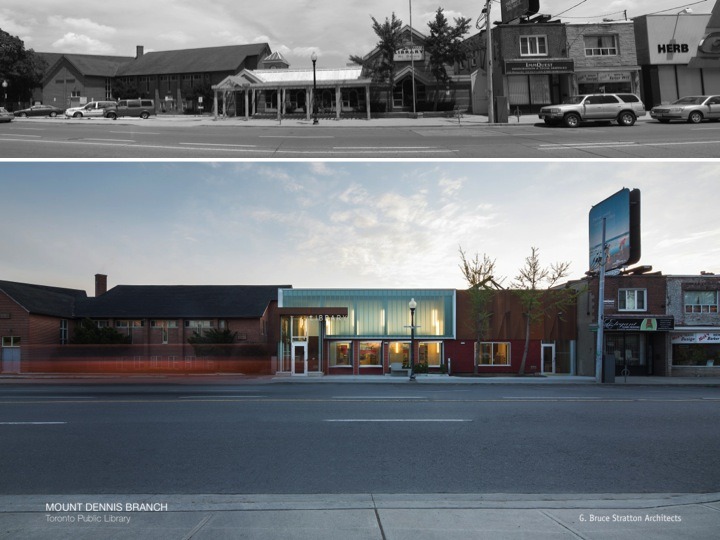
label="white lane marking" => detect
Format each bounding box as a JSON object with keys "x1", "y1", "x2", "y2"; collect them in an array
[
  {"x1": 179, "y1": 142, "x2": 257, "y2": 148},
  {"x1": 539, "y1": 139, "x2": 720, "y2": 150},
  {"x1": 334, "y1": 146, "x2": 439, "y2": 149},
  {"x1": 109, "y1": 131, "x2": 162, "y2": 135},
  {"x1": 81, "y1": 138, "x2": 136, "y2": 143},
  {"x1": 324, "y1": 419, "x2": 472, "y2": 422},
  {"x1": 178, "y1": 395, "x2": 265, "y2": 399},
  {"x1": 0, "y1": 133, "x2": 41, "y2": 138},
  {"x1": 259, "y1": 135, "x2": 335, "y2": 139},
  {"x1": 0, "y1": 422, "x2": 67, "y2": 425},
  {"x1": 332, "y1": 395, "x2": 425, "y2": 399}
]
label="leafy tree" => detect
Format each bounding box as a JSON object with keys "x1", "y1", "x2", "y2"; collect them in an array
[
  {"x1": 512, "y1": 247, "x2": 572, "y2": 375},
  {"x1": 110, "y1": 78, "x2": 138, "y2": 100},
  {"x1": 0, "y1": 28, "x2": 47, "y2": 109},
  {"x1": 188, "y1": 328, "x2": 238, "y2": 356},
  {"x1": 349, "y1": 13, "x2": 403, "y2": 111},
  {"x1": 71, "y1": 318, "x2": 131, "y2": 344},
  {"x1": 424, "y1": 8, "x2": 471, "y2": 110},
  {"x1": 459, "y1": 247, "x2": 504, "y2": 374}
]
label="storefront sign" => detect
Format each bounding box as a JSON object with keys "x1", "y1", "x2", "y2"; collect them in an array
[
  {"x1": 394, "y1": 47, "x2": 424, "y2": 61},
  {"x1": 577, "y1": 72, "x2": 631, "y2": 83},
  {"x1": 505, "y1": 60, "x2": 574, "y2": 74},
  {"x1": 604, "y1": 317, "x2": 675, "y2": 331},
  {"x1": 671, "y1": 332, "x2": 720, "y2": 344}
]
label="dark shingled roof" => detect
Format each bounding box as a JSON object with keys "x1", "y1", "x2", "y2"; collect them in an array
[
  {"x1": 77, "y1": 285, "x2": 289, "y2": 319},
  {"x1": 0, "y1": 281, "x2": 88, "y2": 318},
  {"x1": 39, "y1": 53, "x2": 134, "y2": 78},
  {"x1": 116, "y1": 43, "x2": 270, "y2": 76}
]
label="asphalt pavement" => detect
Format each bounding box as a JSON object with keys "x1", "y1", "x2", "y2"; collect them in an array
[{"x1": 1, "y1": 373, "x2": 719, "y2": 538}]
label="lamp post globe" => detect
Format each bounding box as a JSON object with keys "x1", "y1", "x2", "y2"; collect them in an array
[
  {"x1": 2, "y1": 80, "x2": 7, "y2": 108},
  {"x1": 310, "y1": 52, "x2": 318, "y2": 125}
]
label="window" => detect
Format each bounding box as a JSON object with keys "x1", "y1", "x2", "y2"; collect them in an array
[
  {"x1": 329, "y1": 341, "x2": 352, "y2": 367},
  {"x1": 359, "y1": 342, "x2": 381, "y2": 367},
  {"x1": 520, "y1": 36, "x2": 547, "y2": 57},
  {"x1": 419, "y1": 342, "x2": 442, "y2": 366},
  {"x1": 389, "y1": 342, "x2": 410, "y2": 367},
  {"x1": 185, "y1": 320, "x2": 212, "y2": 329},
  {"x1": 116, "y1": 320, "x2": 144, "y2": 328},
  {"x1": 478, "y1": 342, "x2": 511, "y2": 366},
  {"x1": 684, "y1": 291, "x2": 718, "y2": 313},
  {"x1": 619, "y1": 289, "x2": 647, "y2": 311},
  {"x1": 151, "y1": 320, "x2": 178, "y2": 328},
  {"x1": 60, "y1": 320, "x2": 68, "y2": 345},
  {"x1": 2, "y1": 336, "x2": 21, "y2": 347},
  {"x1": 584, "y1": 35, "x2": 618, "y2": 56}
]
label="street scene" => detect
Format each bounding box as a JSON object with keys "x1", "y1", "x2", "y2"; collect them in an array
[{"x1": 2, "y1": 0, "x2": 720, "y2": 537}]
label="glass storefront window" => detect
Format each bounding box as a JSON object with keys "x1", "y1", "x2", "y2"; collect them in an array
[
  {"x1": 329, "y1": 342, "x2": 352, "y2": 367},
  {"x1": 684, "y1": 291, "x2": 718, "y2": 313},
  {"x1": 388, "y1": 342, "x2": 410, "y2": 368},
  {"x1": 359, "y1": 342, "x2": 381, "y2": 367},
  {"x1": 478, "y1": 342, "x2": 510, "y2": 366},
  {"x1": 673, "y1": 344, "x2": 720, "y2": 366},
  {"x1": 419, "y1": 342, "x2": 442, "y2": 366}
]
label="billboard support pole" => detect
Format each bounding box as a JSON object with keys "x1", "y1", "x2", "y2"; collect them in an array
[
  {"x1": 595, "y1": 217, "x2": 607, "y2": 384},
  {"x1": 485, "y1": 0, "x2": 494, "y2": 123}
]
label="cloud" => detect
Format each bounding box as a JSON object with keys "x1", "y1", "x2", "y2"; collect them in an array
[
  {"x1": 157, "y1": 31, "x2": 194, "y2": 45},
  {"x1": 46, "y1": 16, "x2": 116, "y2": 36},
  {"x1": 50, "y1": 33, "x2": 115, "y2": 54}
]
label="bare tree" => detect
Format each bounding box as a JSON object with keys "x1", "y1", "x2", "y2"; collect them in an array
[
  {"x1": 459, "y1": 247, "x2": 503, "y2": 374},
  {"x1": 513, "y1": 247, "x2": 572, "y2": 375}
]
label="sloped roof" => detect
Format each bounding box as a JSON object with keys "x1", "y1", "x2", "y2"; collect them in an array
[
  {"x1": 77, "y1": 285, "x2": 289, "y2": 319},
  {"x1": 0, "y1": 281, "x2": 87, "y2": 318},
  {"x1": 116, "y1": 43, "x2": 270, "y2": 76},
  {"x1": 214, "y1": 67, "x2": 369, "y2": 90},
  {"x1": 39, "y1": 53, "x2": 134, "y2": 79}
]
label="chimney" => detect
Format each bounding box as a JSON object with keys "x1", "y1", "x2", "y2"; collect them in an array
[
  {"x1": 136, "y1": 45, "x2": 144, "y2": 59},
  {"x1": 95, "y1": 274, "x2": 107, "y2": 297}
]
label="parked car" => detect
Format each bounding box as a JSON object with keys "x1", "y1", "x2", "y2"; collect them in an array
[
  {"x1": 538, "y1": 93, "x2": 646, "y2": 127},
  {"x1": 65, "y1": 100, "x2": 117, "y2": 118},
  {"x1": 650, "y1": 95, "x2": 720, "y2": 124},
  {"x1": 13, "y1": 104, "x2": 65, "y2": 117},
  {"x1": 105, "y1": 99, "x2": 156, "y2": 120},
  {"x1": 0, "y1": 107, "x2": 13, "y2": 123}
]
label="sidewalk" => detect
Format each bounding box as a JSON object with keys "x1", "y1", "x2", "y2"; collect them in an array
[{"x1": 2, "y1": 492, "x2": 718, "y2": 539}]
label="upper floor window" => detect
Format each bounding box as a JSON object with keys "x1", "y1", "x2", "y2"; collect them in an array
[
  {"x1": 584, "y1": 35, "x2": 618, "y2": 56},
  {"x1": 520, "y1": 36, "x2": 547, "y2": 57},
  {"x1": 618, "y1": 289, "x2": 646, "y2": 311},
  {"x1": 684, "y1": 291, "x2": 718, "y2": 314}
]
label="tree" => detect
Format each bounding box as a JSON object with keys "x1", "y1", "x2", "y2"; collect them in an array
[
  {"x1": 512, "y1": 247, "x2": 572, "y2": 375},
  {"x1": 71, "y1": 319, "x2": 131, "y2": 345},
  {"x1": 110, "y1": 79, "x2": 138, "y2": 100},
  {"x1": 0, "y1": 29, "x2": 47, "y2": 109},
  {"x1": 349, "y1": 13, "x2": 403, "y2": 111},
  {"x1": 424, "y1": 8, "x2": 471, "y2": 110},
  {"x1": 188, "y1": 328, "x2": 238, "y2": 356},
  {"x1": 459, "y1": 247, "x2": 504, "y2": 375}
]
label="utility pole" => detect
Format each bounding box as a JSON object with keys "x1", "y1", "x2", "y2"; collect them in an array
[
  {"x1": 485, "y1": 0, "x2": 494, "y2": 123},
  {"x1": 595, "y1": 218, "x2": 607, "y2": 383},
  {"x1": 410, "y1": 0, "x2": 417, "y2": 115}
]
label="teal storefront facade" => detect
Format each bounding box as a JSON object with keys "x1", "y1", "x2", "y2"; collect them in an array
[{"x1": 277, "y1": 289, "x2": 455, "y2": 376}]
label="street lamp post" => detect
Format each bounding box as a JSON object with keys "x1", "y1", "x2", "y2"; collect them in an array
[
  {"x1": 311, "y1": 52, "x2": 319, "y2": 125},
  {"x1": 2, "y1": 80, "x2": 7, "y2": 109},
  {"x1": 408, "y1": 298, "x2": 417, "y2": 381}
]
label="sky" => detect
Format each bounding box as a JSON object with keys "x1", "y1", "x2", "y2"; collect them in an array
[
  {"x1": 1, "y1": 161, "x2": 718, "y2": 295},
  {"x1": 1, "y1": 0, "x2": 715, "y2": 69}
]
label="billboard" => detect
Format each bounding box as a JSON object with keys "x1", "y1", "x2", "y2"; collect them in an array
[
  {"x1": 688, "y1": 0, "x2": 720, "y2": 69},
  {"x1": 500, "y1": 0, "x2": 540, "y2": 24},
  {"x1": 589, "y1": 188, "x2": 641, "y2": 272}
]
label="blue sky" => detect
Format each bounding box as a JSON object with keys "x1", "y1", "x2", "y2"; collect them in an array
[
  {"x1": 1, "y1": 0, "x2": 710, "y2": 68},
  {"x1": 2, "y1": 161, "x2": 719, "y2": 294}
]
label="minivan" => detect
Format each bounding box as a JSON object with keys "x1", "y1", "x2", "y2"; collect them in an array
[{"x1": 105, "y1": 99, "x2": 156, "y2": 120}]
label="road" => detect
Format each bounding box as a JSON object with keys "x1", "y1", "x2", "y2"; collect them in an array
[
  {"x1": 2, "y1": 382, "x2": 719, "y2": 495},
  {"x1": 2, "y1": 117, "x2": 720, "y2": 158}
]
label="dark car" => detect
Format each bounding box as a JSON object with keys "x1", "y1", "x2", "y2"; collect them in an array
[
  {"x1": 13, "y1": 104, "x2": 65, "y2": 117},
  {"x1": 105, "y1": 99, "x2": 156, "y2": 119}
]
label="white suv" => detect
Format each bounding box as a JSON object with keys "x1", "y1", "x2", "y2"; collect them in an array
[
  {"x1": 65, "y1": 101, "x2": 117, "y2": 118},
  {"x1": 539, "y1": 94, "x2": 646, "y2": 127}
]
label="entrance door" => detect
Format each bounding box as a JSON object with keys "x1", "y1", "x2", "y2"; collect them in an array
[
  {"x1": 541, "y1": 343, "x2": 555, "y2": 374},
  {"x1": 292, "y1": 342, "x2": 307, "y2": 376},
  {"x1": 1, "y1": 342, "x2": 21, "y2": 373}
]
